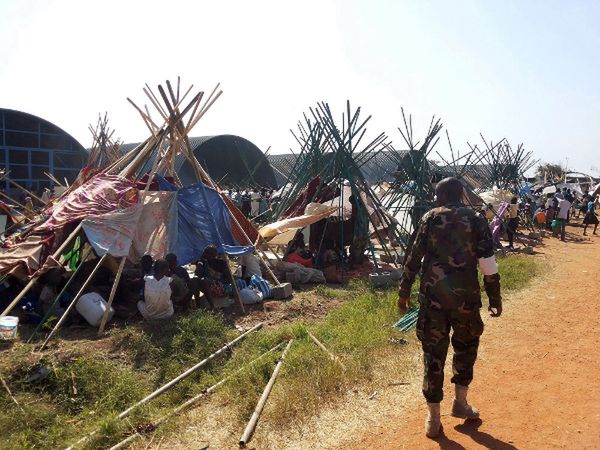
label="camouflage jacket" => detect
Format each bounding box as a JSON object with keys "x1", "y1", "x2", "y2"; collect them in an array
[{"x1": 399, "y1": 203, "x2": 495, "y2": 310}]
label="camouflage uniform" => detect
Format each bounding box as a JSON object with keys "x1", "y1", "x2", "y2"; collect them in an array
[{"x1": 399, "y1": 203, "x2": 501, "y2": 403}]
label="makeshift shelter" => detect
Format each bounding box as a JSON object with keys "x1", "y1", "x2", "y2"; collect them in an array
[
  {"x1": 0, "y1": 79, "x2": 277, "y2": 338},
  {"x1": 263, "y1": 101, "x2": 402, "y2": 271}
]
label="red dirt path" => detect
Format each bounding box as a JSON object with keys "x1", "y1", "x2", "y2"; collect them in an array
[{"x1": 349, "y1": 233, "x2": 600, "y2": 449}]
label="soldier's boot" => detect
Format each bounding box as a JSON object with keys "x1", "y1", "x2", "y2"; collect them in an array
[
  {"x1": 451, "y1": 384, "x2": 480, "y2": 419},
  {"x1": 425, "y1": 402, "x2": 442, "y2": 438}
]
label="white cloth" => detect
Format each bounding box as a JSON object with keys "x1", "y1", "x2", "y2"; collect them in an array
[
  {"x1": 138, "y1": 275, "x2": 173, "y2": 319},
  {"x1": 478, "y1": 256, "x2": 499, "y2": 276},
  {"x1": 556, "y1": 198, "x2": 572, "y2": 220},
  {"x1": 250, "y1": 192, "x2": 261, "y2": 216},
  {"x1": 239, "y1": 252, "x2": 262, "y2": 279}
]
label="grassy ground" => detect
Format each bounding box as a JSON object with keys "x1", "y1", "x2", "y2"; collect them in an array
[{"x1": 0, "y1": 254, "x2": 540, "y2": 449}]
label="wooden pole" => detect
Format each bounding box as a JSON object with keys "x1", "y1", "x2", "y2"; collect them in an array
[
  {"x1": 239, "y1": 339, "x2": 294, "y2": 448},
  {"x1": 108, "y1": 342, "x2": 285, "y2": 450},
  {"x1": 97, "y1": 256, "x2": 126, "y2": 334},
  {"x1": 0, "y1": 223, "x2": 83, "y2": 317},
  {"x1": 27, "y1": 246, "x2": 93, "y2": 343},
  {"x1": 66, "y1": 322, "x2": 263, "y2": 450},
  {"x1": 117, "y1": 322, "x2": 262, "y2": 419},
  {"x1": 39, "y1": 254, "x2": 108, "y2": 350},
  {"x1": 4, "y1": 177, "x2": 46, "y2": 205},
  {"x1": 307, "y1": 331, "x2": 346, "y2": 370},
  {"x1": 0, "y1": 374, "x2": 25, "y2": 413},
  {"x1": 224, "y1": 254, "x2": 245, "y2": 314}
]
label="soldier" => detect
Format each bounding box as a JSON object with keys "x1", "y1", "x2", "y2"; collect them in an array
[{"x1": 398, "y1": 177, "x2": 502, "y2": 438}]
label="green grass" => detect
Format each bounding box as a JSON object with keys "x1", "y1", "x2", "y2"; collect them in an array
[{"x1": 0, "y1": 253, "x2": 541, "y2": 449}]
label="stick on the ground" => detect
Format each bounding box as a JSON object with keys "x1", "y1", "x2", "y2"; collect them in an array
[
  {"x1": 65, "y1": 322, "x2": 264, "y2": 450},
  {"x1": 307, "y1": 330, "x2": 346, "y2": 370},
  {"x1": 239, "y1": 339, "x2": 294, "y2": 448},
  {"x1": 109, "y1": 341, "x2": 286, "y2": 450},
  {"x1": 0, "y1": 374, "x2": 25, "y2": 413}
]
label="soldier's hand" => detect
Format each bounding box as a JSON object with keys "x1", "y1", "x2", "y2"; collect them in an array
[
  {"x1": 488, "y1": 304, "x2": 502, "y2": 317},
  {"x1": 398, "y1": 296, "x2": 409, "y2": 311}
]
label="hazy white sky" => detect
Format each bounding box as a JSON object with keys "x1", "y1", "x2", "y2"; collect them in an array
[{"x1": 1, "y1": 0, "x2": 598, "y2": 174}]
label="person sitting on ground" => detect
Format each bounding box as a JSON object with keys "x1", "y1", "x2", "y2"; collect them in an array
[
  {"x1": 583, "y1": 195, "x2": 599, "y2": 236},
  {"x1": 37, "y1": 268, "x2": 66, "y2": 318},
  {"x1": 285, "y1": 237, "x2": 314, "y2": 268},
  {"x1": 194, "y1": 245, "x2": 229, "y2": 309},
  {"x1": 238, "y1": 251, "x2": 262, "y2": 285},
  {"x1": 138, "y1": 259, "x2": 174, "y2": 320},
  {"x1": 140, "y1": 254, "x2": 154, "y2": 277},
  {"x1": 165, "y1": 253, "x2": 192, "y2": 311}
]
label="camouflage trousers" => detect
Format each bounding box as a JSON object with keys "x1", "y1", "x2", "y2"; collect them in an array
[{"x1": 416, "y1": 303, "x2": 484, "y2": 403}]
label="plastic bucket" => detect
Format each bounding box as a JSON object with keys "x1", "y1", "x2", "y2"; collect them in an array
[{"x1": 0, "y1": 316, "x2": 19, "y2": 340}]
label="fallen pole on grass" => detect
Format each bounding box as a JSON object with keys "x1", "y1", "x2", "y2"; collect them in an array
[
  {"x1": 66, "y1": 322, "x2": 264, "y2": 450},
  {"x1": 239, "y1": 339, "x2": 294, "y2": 448},
  {"x1": 307, "y1": 330, "x2": 346, "y2": 370},
  {"x1": 109, "y1": 341, "x2": 286, "y2": 450},
  {"x1": 0, "y1": 374, "x2": 24, "y2": 413}
]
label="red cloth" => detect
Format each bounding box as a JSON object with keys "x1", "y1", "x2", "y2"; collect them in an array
[
  {"x1": 286, "y1": 252, "x2": 313, "y2": 268},
  {"x1": 39, "y1": 174, "x2": 139, "y2": 231},
  {"x1": 280, "y1": 176, "x2": 321, "y2": 219},
  {"x1": 221, "y1": 195, "x2": 259, "y2": 244}
]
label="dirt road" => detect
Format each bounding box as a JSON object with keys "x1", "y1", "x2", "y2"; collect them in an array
[{"x1": 349, "y1": 232, "x2": 600, "y2": 449}]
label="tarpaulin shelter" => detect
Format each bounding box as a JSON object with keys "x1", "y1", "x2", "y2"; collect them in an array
[{"x1": 1, "y1": 79, "x2": 274, "y2": 330}]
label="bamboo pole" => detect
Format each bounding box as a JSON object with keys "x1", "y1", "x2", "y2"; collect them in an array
[
  {"x1": 27, "y1": 246, "x2": 93, "y2": 343},
  {"x1": 224, "y1": 254, "x2": 245, "y2": 313},
  {"x1": 0, "y1": 189, "x2": 28, "y2": 210},
  {"x1": 239, "y1": 339, "x2": 293, "y2": 448},
  {"x1": 307, "y1": 331, "x2": 346, "y2": 370},
  {"x1": 66, "y1": 322, "x2": 263, "y2": 450},
  {"x1": 0, "y1": 374, "x2": 25, "y2": 413},
  {"x1": 0, "y1": 222, "x2": 83, "y2": 317},
  {"x1": 39, "y1": 254, "x2": 108, "y2": 350},
  {"x1": 97, "y1": 256, "x2": 126, "y2": 334},
  {"x1": 4, "y1": 177, "x2": 46, "y2": 205},
  {"x1": 108, "y1": 342, "x2": 285, "y2": 450},
  {"x1": 118, "y1": 322, "x2": 263, "y2": 419}
]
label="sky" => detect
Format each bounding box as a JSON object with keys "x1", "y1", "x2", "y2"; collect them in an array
[{"x1": 0, "y1": 0, "x2": 598, "y2": 175}]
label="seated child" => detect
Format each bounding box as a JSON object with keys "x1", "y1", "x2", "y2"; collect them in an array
[{"x1": 137, "y1": 259, "x2": 174, "y2": 320}]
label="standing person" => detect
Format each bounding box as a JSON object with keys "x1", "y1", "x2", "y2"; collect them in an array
[
  {"x1": 24, "y1": 197, "x2": 35, "y2": 219},
  {"x1": 506, "y1": 196, "x2": 519, "y2": 249},
  {"x1": 398, "y1": 177, "x2": 502, "y2": 439},
  {"x1": 241, "y1": 191, "x2": 251, "y2": 218},
  {"x1": 250, "y1": 189, "x2": 261, "y2": 217},
  {"x1": 583, "y1": 196, "x2": 599, "y2": 236},
  {"x1": 545, "y1": 195, "x2": 555, "y2": 230},
  {"x1": 555, "y1": 195, "x2": 572, "y2": 241},
  {"x1": 578, "y1": 194, "x2": 589, "y2": 218}
]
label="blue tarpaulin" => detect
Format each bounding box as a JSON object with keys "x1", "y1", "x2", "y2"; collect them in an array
[{"x1": 156, "y1": 175, "x2": 254, "y2": 264}]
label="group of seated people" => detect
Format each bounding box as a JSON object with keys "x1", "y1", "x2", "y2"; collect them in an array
[{"x1": 125, "y1": 246, "x2": 263, "y2": 321}]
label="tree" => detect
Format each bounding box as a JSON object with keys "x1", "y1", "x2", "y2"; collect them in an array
[{"x1": 536, "y1": 162, "x2": 565, "y2": 181}]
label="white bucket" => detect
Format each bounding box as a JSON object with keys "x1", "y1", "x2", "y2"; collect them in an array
[
  {"x1": 0, "y1": 316, "x2": 19, "y2": 340},
  {"x1": 76, "y1": 292, "x2": 114, "y2": 327}
]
